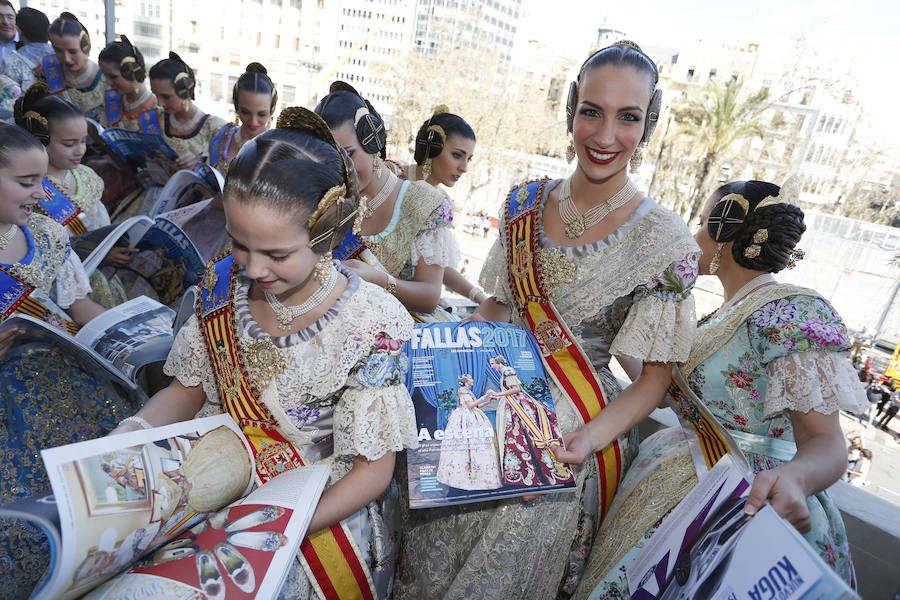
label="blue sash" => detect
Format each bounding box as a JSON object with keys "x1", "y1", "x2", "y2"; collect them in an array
[
  {"x1": 0, "y1": 268, "x2": 32, "y2": 321},
  {"x1": 208, "y1": 125, "x2": 231, "y2": 168},
  {"x1": 139, "y1": 109, "x2": 161, "y2": 135},
  {"x1": 331, "y1": 228, "x2": 365, "y2": 262},
  {"x1": 42, "y1": 55, "x2": 65, "y2": 93},
  {"x1": 40, "y1": 179, "x2": 87, "y2": 235},
  {"x1": 105, "y1": 90, "x2": 122, "y2": 126}
]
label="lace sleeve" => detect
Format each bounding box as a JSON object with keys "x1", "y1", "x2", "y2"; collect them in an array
[
  {"x1": 764, "y1": 350, "x2": 868, "y2": 419},
  {"x1": 52, "y1": 248, "x2": 92, "y2": 308},
  {"x1": 333, "y1": 383, "x2": 419, "y2": 462},
  {"x1": 478, "y1": 238, "x2": 512, "y2": 305},
  {"x1": 410, "y1": 226, "x2": 460, "y2": 269},
  {"x1": 610, "y1": 294, "x2": 696, "y2": 363},
  {"x1": 163, "y1": 314, "x2": 219, "y2": 403}
]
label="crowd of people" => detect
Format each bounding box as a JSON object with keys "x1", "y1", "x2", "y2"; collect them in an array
[{"x1": 0, "y1": 3, "x2": 872, "y2": 598}]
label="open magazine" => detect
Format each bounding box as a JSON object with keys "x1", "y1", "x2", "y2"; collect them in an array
[
  {"x1": 1, "y1": 295, "x2": 174, "y2": 384},
  {"x1": 628, "y1": 456, "x2": 859, "y2": 600},
  {"x1": 79, "y1": 216, "x2": 205, "y2": 306},
  {"x1": 150, "y1": 164, "x2": 225, "y2": 218},
  {"x1": 2, "y1": 414, "x2": 330, "y2": 600},
  {"x1": 98, "y1": 127, "x2": 179, "y2": 185},
  {"x1": 403, "y1": 321, "x2": 576, "y2": 508}
]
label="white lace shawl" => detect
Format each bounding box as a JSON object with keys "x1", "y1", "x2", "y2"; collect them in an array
[
  {"x1": 52, "y1": 250, "x2": 92, "y2": 308},
  {"x1": 164, "y1": 280, "x2": 419, "y2": 479},
  {"x1": 765, "y1": 349, "x2": 868, "y2": 419}
]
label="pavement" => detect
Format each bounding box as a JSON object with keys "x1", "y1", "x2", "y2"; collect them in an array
[{"x1": 454, "y1": 225, "x2": 900, "y2": 507}]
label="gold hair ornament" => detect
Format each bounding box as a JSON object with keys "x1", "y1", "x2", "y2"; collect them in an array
[
  {"x1": 22, "y1": 110, "x2": 50, "y2": 143},
  {"x1": 756, "y1": 175, "x2": 801, "y2": 210},
  {"x1": 752, "y1": 228, "x2": 768, "y2": 244},
  {"x1": 787, "y1": 248, "x2": 805, "y2": 269},
  {"x1": 432, "y1": 104, "x2": 449, "y2": 116}
]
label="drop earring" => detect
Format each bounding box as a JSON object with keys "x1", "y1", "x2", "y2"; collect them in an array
[
  {"x1": 566, "y1": 140, "x2": 575, "y2": 163},
  {"x1": 422, "y1": 158, "x2": 433, "y2": 178},
  {"x1": 314, "y1": 253, "x2": 333, "y2": 286},
  {"x1": 709, "y1": 243, "x2": 724, "y2": 275},
  {"x1": 629, "y1": 145, "x2": 644, "y2": 172}
]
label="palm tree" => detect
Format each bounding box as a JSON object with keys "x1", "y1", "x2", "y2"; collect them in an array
[{"x1": 674, "y1": 80, "x2": 769, "y2": 223}]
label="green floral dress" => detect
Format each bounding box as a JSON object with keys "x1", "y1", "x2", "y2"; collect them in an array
[{"x1": 580, "y1": 291, "x2": 864, "y2": 599}]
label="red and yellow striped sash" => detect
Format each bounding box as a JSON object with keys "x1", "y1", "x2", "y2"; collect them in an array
[
  {"x1": 667, "y1": 370, "x2": 730, "y2": 470},
  {"x1": 198, "y1": 254, "x2": 377, "y2": 600},
  {"x1": 503, "y1": 179, "x2": 623, "y2": 524}
]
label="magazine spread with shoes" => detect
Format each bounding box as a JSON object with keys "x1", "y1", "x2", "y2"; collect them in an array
[
  {"x1": 0, "y1": 414, "x2": 329, "y2": 600},
  {"x1": 404, "y1": 321, "x2": 576, "y2": 508}
]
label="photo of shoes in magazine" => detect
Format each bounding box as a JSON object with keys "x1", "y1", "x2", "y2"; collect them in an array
[
  {"x1": 2, "y1": 415, "x2": 329, "y2": 600},
  {"x1": 404, "y1": 322, "x2": 576, "y2": 508}
]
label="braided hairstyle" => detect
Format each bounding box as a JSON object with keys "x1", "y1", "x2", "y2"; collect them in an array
[
  {"x1": 706, "y1": 180, "x2": 806, "y2": 273},
  {"x1": 413, "y1": 110, "x2": 475, "y2": 165},
  {"x1": 98, "y1": 36, "x2": 147, "y2": 82},
  {"x1": 149, "y1": 52, "x2": 195, "y2": 99},
  {"x1": 14, "y1": 82, "x2": 83, "y2": 146},
  {"x1": 225, "y1": 107, "x2": 359, "y2": 254},
  {"x1": 233, "y1": 63, "x2": 277, "y2": 113},
  {"x1": 48, "y1": 12, "x2": 91, "y2": 55},
  {"x1": 315, "y1": 81, "x2": 387, "y2": 158}
]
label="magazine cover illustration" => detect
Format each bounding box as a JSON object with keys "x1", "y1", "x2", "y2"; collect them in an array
[{"x1": 404, "y1": 322, "x2": 575, "y2": 508}]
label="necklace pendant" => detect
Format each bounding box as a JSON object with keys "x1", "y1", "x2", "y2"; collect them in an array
[{"x1": 565, "y1": 216, "x2": 585, "y2": 239}]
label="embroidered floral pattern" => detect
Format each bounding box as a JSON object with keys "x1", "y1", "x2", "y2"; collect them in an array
[{"x1": 285, "y1": 405, "x2": 320, "y2": 427}]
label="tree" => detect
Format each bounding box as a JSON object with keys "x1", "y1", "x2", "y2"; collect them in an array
[{"x1": 674, "y1": 80, "x2": 769, "y2": 222}]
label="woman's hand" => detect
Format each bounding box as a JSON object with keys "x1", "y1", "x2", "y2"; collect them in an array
[
  {"x1": 101, "y1": 246, "x2": 138, "y2": 268},
  {"x1": 342, "y1": 259, "x2": 384, "y2": 285},
  {"x1": 176, "y1": 152, "x2": 201, "y2": 170},
  {"x1": 743, "y1": 467, "x2": 811, "y2": 532},
  {"x1": 555, "y1": 426, "x2": 595, "y2": 466}
]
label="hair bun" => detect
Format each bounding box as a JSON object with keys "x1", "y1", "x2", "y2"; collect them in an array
[
  {"x1": 328, "y1": 80, "x2": 361, "y2": 97},
  {"x1": 612, "y1": 39, "x2": 644, "y2": 52},
  {"x1": 245, "y1": 62, "x2": 267, "y2": 75},
  {"x1": 59, "y1": 11, "x2": 81, "y2": 23},
  {"x1": 432, "y1": 104, "x2": 449, "y2": 116},
  {"x1": 120, "y1": 34, "x2": 134, "y2": 48}
]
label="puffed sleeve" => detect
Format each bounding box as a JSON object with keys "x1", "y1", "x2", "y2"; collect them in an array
[
  {"x1": 609, "y1": 252, "x2": 699, "y2": 363},
  {"x1": 77, "y1": 166, "x2": 110, "y2": 230},
  {"x1": 333, "y1": 341, "x2": 418, "y2": 462},
  {"x1": 748, "y1": 294, "x2": 867, "y2": 418},
  {"x1": 478, "y1": 238, "x2": 513, "y2": 306},
  {"x1": 52, "y1": 246, "x2": 93, "y2": 308},
  {"x1": 163, "y1": 314, "x2": 219, "y2": 403},
  {"x1": 410, "y1": 197, "x2": 460, "y2": 269}
]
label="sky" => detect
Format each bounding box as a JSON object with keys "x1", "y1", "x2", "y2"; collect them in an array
[{"x1": 522, "y1": 0, "x2": 900, "y2": 149}]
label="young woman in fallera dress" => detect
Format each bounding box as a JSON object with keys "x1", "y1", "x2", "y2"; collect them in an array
[
  {"x1": 112, "y1": 107, "x2": 419, "y2": 599},
  {"x1": 97, "y1": 36, "x2": 158, "y2": 131},
  {"x1": 395, "y1": 42, "x2": 700, "y2": 599}
]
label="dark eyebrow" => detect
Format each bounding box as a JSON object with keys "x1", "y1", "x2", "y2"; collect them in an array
[
  {"x1": 226, "y1": 229, "x2": 299, "y2": 254},
  {"x1": 580, "y1": 100, "x2": 645, "y2": 114},
  {"x1": 452, "y1": 147, "x2": 470, "y2": 156},
  {"x1": 15, "y1": 173, "x2": 44, "y2": 179}
]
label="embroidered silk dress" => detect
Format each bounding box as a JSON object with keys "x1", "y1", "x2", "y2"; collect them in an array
[
  {"x1": 208, "y1": 123, "x2": 247, "y2": 174},
  {"x1": 164, "y1": 266, "x2": 418, "y2": 599},
  {"x1": 101, "y1": 87, "x2": 159, "y2": 131},
  {"x1": 0, "y1": 42, "x2": 52, "y2": 90},
  {"x1": 394, "y1": 180, "x2": 699, "y2": 599},
  {"x1": 436, "y1": 386, "x2": 502, "y2": 491},
  {"x1": 0, "y1": 214, "x2": 144, "y2": 597},
  {"x1": 578, "y1": 290, "x2": 865, "y2": 599},
  {"x1": 0, "y1": 73, "x2": 21, "y2": 122}
]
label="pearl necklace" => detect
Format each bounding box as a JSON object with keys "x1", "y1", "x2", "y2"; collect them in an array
[
  {"x1": 719, "y1": 273, "x2": 775, "y2": 312},
  {"x1": 263, "y1": 266, "x2": 338, "y2": 330},
  {"x1": 558, "y1": 176, "x2": 638, "y2": 239},
  {"x1": 365, "y1": 170, "x2": 399, "y2": 217},
  {"x1": 0, "y1": 224, "x2": 16, "y2": 250}
]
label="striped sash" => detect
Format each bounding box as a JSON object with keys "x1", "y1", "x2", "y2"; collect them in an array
[
  {"x1": 0, "y1": 268, "x2": 78, "y2": 334},
  {"x1": 198, "y1": 254, "x2": 377, "y2": 600},
  {"x1": 40, "y1": 178, "x2": 88, "y2": 235},
  {"x1": 502, "y1": 179, "x2": 622, "y2": 524}
]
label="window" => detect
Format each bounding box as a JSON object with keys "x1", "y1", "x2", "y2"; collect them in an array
[
  {"x1": 227, "y1": 75, "x2": 238, "y2": 92},
  {"x1": 133, "y1": 22, "x2": 162, "y2": 37},
  {"x1": 191, "y1": 20, "x2": 197, "y2": 34},
  {"x1": 708, "y1": 68, "x2": 717, "y2": 80},
  {"x1": 283, "y1": 85, "x2": 296, "y2": 103},
  {"x1": 275, "y1": 34, "x2": 281, "y2": 48},
  {"x1": 210, "y1": 73, "x2": 223, "y2": 101},
  {"x1": 230, "y1": 54, "x2": 240, "y2": 66},
  {"x1": 686, "y1": 66, "x2": 695, "y2": 81}
]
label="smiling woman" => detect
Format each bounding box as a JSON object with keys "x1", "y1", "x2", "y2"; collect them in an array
[{"x1": 395, "y1": 41, "x2": 700, "y2": 600}]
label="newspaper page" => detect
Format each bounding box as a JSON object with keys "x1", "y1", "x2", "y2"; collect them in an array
[
  {"x1": 404, "y1": 321, "x2": 576, "y2": 508},
  {"x1": 74, "y1": 296, "x2": 175, "y2": 380}
]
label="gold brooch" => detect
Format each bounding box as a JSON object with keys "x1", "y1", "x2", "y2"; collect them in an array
[
  {"x1": 201, "y1": 262, "x2": 218, "y2": 293},
  {"x1": 242, "y1": 338, "x2": 286, "y2": 390},
  {"x1": 538, "y1": 248, "x2": 575, "y2": 298}
]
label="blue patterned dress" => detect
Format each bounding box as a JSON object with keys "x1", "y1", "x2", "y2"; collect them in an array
[{"x1": 580, "y1": 289, "x2": 865, "y2": 599}]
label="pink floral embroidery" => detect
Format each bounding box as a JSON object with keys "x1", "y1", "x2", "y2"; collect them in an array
[
  {"x1": 733, "y1": 414, "x2": 748, "y2": 427},
  {"x1": 374, "y1": 331, "x2": 403, "y2": 353},
  {"x1": 771, "y1": 427, "x2": 785, "y2": 438}
]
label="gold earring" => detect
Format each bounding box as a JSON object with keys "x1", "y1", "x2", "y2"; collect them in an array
[
  {"x1": 314, "y1": 252, "x2": 333, "y2": 286},
  {"x1": 709, "y1": 243, "x2": 724, "y2": 274},
  {"x1": 373, "y1": 155, "x2": 383, "y2": 175},
  {"x1": 422, "y1": 158, "x2": 433, "y2": 178},
  {"x1": 629, "y1": 145, "x2": 644, "y2": 172},
  {"x1": 566, "y1": 140, "x2": 575, "y2": 163}
]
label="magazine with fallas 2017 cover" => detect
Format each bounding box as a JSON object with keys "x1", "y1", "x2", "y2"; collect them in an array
[{"x1": 403, "y1": 322, "x2": 576, "y2": 508}]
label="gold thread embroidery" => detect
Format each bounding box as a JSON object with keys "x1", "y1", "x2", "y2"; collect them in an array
[
  {"x1": 242, "y1": 338, "x2": 286, "y2": 390},
  {"x1": 537, "y1": 247, "x2": 575, "y2": 298}
]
